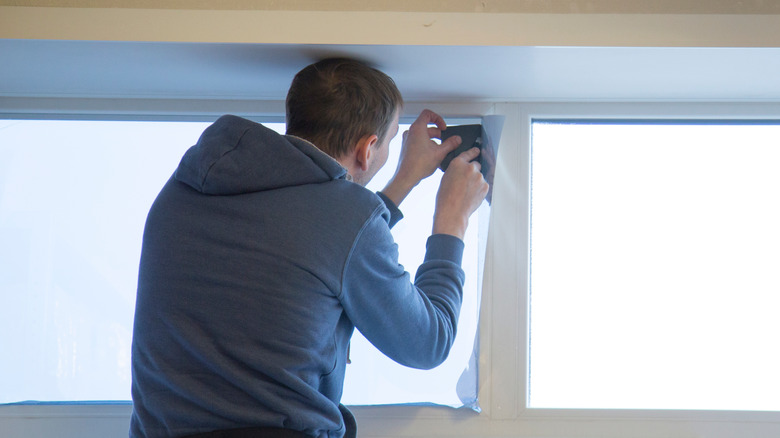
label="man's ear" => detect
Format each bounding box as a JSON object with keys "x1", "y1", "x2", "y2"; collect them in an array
[{"x1": 354, "y1": 134, "x2": 379, "y2": 171}]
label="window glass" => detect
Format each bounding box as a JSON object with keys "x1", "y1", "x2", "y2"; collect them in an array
[
  {"x1": 0, "y1": 119, "x2": 479, "y2": 408},
  {"x1": 0, "y1": 120, "x2": 206, "y2": 402},
  {"x1": 529, "y1": 121, "x2": 780, "y2": 410}
]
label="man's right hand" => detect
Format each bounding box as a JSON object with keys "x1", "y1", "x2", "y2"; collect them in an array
[{"x1": 432, "y1": 147, "x2": 489, "y2": 240}]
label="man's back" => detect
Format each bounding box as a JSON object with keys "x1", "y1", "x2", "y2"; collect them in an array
[{"x1": 130, "y1": 115, "x2": 465, "y2": 438}]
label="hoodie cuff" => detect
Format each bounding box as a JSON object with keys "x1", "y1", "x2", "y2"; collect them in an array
[
  {"x1": 376, "y1": 192, "x2": 404, "y2": 229},
  {"x1": 425, "y1": 234, "x2": 465, "y2": 266}
]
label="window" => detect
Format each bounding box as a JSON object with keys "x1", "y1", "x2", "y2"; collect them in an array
[
  {"x1": 528, "y1": 118, "x2": 780, "y2": 410},
  {"x1": 5, "y1": 102, "x2": 780, "y2": 438},
  {"x1": 0, "y1": 118, "x2": 480, "y2": 408}
]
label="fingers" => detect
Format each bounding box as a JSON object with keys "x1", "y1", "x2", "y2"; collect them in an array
[
  {"x1": 446, "y1": 147, "x2": 486, "y2": 189},
  {"x1": 457, "y1": 146, "x2": 481, "y2": 163},
  {"x1": 412, "y1": 109, "x2": 447, "y2": 131},
  {"x1": 406, "y1": 109, "x2": 461, "y2": 159},
  {"x1": 454, "y1": 155, "x2": 483, "y2": 176},
  {"x1": 426, "y1": 126, "x2": 443, "y2": 139},
  {"x1": 433, "y1": 147, "x2": 489, "y2": 239},
  {"x1": 439, "y1": 134, "x2": 462, "y2": 154}
]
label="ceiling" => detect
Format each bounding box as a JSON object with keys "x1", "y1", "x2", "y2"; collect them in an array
[{"x1": 2, "y1": 39, "x2": 780, "y2": 104}]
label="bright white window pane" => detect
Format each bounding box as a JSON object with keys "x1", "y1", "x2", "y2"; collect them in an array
[
  {"x1": 0, "y1": 119, "x2": 207, "y2": 402},
  {"x1": 529, "y1": 121, "x2": 780, "y2": 411},
  {"x1": 0, "y1": 119, "x2": 479, "y2": 408}
]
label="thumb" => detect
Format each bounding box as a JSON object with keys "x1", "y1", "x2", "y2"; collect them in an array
[{"x1": 440, "y1": 135, "x2": 462, "y2": 154}]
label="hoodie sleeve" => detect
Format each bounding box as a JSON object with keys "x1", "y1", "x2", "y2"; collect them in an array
[
  {"x1": 375, "y1": 191, "x2": 403, "y2": 229},
  {"x1": 337, "y1": 205, "x2": 465, "y2": 370}
]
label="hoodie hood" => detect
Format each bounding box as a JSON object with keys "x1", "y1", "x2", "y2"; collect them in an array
[{"x1": 175, "y1": 115, "x2": 348, "y2": 195}]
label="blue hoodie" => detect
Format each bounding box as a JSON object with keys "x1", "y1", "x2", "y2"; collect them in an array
[{"x1": 130, "y1": 115, "x2": 465, "y2": 438}]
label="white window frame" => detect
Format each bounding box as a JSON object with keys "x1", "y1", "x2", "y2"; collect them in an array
[{"x1": 2, "y1": 99, "x2": 780, "y2": 438}]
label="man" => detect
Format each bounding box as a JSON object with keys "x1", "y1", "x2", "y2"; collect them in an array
[{"x1": 130, "y1": 58, "x2": 488, "y2": 438}]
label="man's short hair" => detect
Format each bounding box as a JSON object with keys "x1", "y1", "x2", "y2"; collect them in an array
[{"x1": 286, "y1": 58, "x2": 404, "y2": 159}]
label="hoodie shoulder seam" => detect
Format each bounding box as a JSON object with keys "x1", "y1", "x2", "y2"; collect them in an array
[{"x1": 199, "y1": 126, "x2": 252, "y2": 191}]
